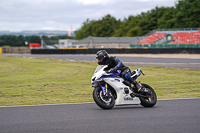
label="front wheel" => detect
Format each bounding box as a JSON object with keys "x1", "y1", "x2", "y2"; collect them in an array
[
  {"x1": 139, "y1": 83, "x2": 157, "y2": 107},
  {"x1": 93, "y1": 87, "x2": 115, "y2": 110}
]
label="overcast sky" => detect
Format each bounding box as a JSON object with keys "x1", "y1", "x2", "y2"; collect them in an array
[{"x1": 0, "y1": 0, "x2": 176, "y2": 32}]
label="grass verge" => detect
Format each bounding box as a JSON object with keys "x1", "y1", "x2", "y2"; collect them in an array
[{"x1": 0, "y1": 56, "x2": 200, "y2": 106}]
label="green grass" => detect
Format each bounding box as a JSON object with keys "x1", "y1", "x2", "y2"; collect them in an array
[{"x1": 0, "y1": 56, "x2": 200, "y2": 106}]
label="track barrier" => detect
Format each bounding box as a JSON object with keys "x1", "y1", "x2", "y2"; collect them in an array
[{"x1": 31, "y1": 48, "x2": 200, "y2": 54}]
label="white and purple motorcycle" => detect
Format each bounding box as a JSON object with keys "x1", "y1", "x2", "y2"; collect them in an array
[{"x1": 91, "y1": 65, "x2": 157, "y2": 109}]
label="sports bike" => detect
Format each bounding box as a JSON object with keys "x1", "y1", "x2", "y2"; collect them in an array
[{"x1": 91, "y1": 65, "x2": 157, "y2": 109}]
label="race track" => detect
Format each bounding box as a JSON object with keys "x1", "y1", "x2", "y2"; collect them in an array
[
  {"x1": 1, "y1": 53, "x2": 200, "y2": 69},
  {"x1": 1, "y1": 54, "x2": 200, "y2": 133},
  {"x1": 0, "y1": 98, "x2": 200, "y2": 133}
]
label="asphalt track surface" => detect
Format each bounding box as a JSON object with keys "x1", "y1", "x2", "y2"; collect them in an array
[
  {"x1": 1, "y1": 54, "x2": 200, "y2": 132},
  {"x1": 0, "y1": 98, "x2": 200, "y2": 133},
  {"x1": 1, "y1": 53, "x2": 200, "y2": 69}
]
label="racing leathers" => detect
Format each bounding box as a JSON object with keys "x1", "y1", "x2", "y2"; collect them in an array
[
  {"x1": 96, "y1": 49, "x2": 150, "y2": 94},
  {"x1": 104, "y1": 56, "x2": 139, "y2": 90}
]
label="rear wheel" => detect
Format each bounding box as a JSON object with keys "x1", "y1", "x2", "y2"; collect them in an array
[
  {"x1": 139, "y1": 83, "x2": 157, "y2": 107},
  {"x1": 93, "y1": 87, "x2": 115, "y2": 110}
]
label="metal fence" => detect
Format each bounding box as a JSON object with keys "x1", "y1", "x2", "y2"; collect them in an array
[
  {"x1": 154, "y1": 28, "x2": 200, "y2": 32},
  {"x1": 1, "y1": 47, "x2": 31, "y2": 53}
]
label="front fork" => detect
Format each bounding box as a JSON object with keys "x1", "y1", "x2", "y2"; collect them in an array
[{"x1": 99, "y1": 83, "x2": 108, "y2": 96}]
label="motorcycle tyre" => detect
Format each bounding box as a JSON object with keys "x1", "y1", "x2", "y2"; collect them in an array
[
  {"x1": 93, "y1": 87, "x2": 115, "y2": 110},
  {"x1": 139, "y1": 83, "x2": 157, "y2": 107}
]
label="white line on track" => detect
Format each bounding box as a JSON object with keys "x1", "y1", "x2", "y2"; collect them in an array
[
  {"x1": 124, "y1": 62, "x2": 200, "y2": 65},
  {"x1": 0, "y1": 102, "x2": 95, "y2": 108},
  {"x1": 0, "y1": 98, "x2": 199, "y2": 108},
  {"x1": 159, "y1": 97, "x2": 200, "y2": 101}
]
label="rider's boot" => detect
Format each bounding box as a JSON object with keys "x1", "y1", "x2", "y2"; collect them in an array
[{"x1": 132, "y1": 81, "x2": 151, "y2": 95}]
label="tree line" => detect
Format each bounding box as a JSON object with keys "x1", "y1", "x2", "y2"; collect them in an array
[
  {"x1": 75, "y1": 0, "x2": 200, "y2": 40},
  {"x1": 1, "y1": 0, "x2": 199, "y2": 46},
  {"x1": 0, "y1": 35, "x2": 74, "y2": 47}
]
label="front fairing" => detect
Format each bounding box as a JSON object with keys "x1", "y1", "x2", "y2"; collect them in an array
[
  {"x1": 91, "y1": 65, "x2": 107, "y2": 83},
  {"x1": 91, "y1": 65, "x2": 122, "y2": 84},
  {"x1": 91, "y1": 65, "x2": 123, "y2": 89}
]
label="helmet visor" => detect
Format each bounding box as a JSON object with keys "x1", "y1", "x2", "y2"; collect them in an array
[{"x1": 96, "y1": 56, "x2": 104, "y2": 62}]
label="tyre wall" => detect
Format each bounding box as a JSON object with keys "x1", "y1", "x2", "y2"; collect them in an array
[{"x1": 31, "y1": 48, "x2": 200, "y2": 54}]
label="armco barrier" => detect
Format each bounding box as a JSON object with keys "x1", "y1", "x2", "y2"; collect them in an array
[{"x1": 31, "y1": 48, "x2": 200, "y2": 54}]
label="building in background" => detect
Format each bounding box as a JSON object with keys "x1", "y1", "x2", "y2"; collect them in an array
[
  {"x1": 58, "y1": 39, "x2": 78, "y2": 48},
  {"x1": 74, "y1": 36, "x2": 144, "y2": 48}
]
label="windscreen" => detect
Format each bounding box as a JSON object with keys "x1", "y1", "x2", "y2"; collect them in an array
[{"x1": 94, "y1": 65, "x2": 106, "y2": 73}]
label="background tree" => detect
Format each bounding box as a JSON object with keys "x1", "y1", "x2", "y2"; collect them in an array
[
  {"x1": 174, "y1": 0, "x2": 200, "y2": 28},
  {"x1": 157, "y1": 7, "x2": 177, "y2": 28},
  {"x1": 75, "y1": 0, "x2": 200, "y2": 40},
  {"x1": 1, "y1": 0, "x2": 200, "y2": 45},
  {"x1": 75, "y1": 14, "x2": 120, "y2": 39}
]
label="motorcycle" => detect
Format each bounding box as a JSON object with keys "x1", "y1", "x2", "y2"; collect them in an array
[{"x1": 91, "y1": 65, "x2": 157, "y2": 109}]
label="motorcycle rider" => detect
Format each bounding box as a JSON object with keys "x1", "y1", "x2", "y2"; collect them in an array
[{"x1": 96, "y1": 50, "x2": 150, "y2": 94}]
